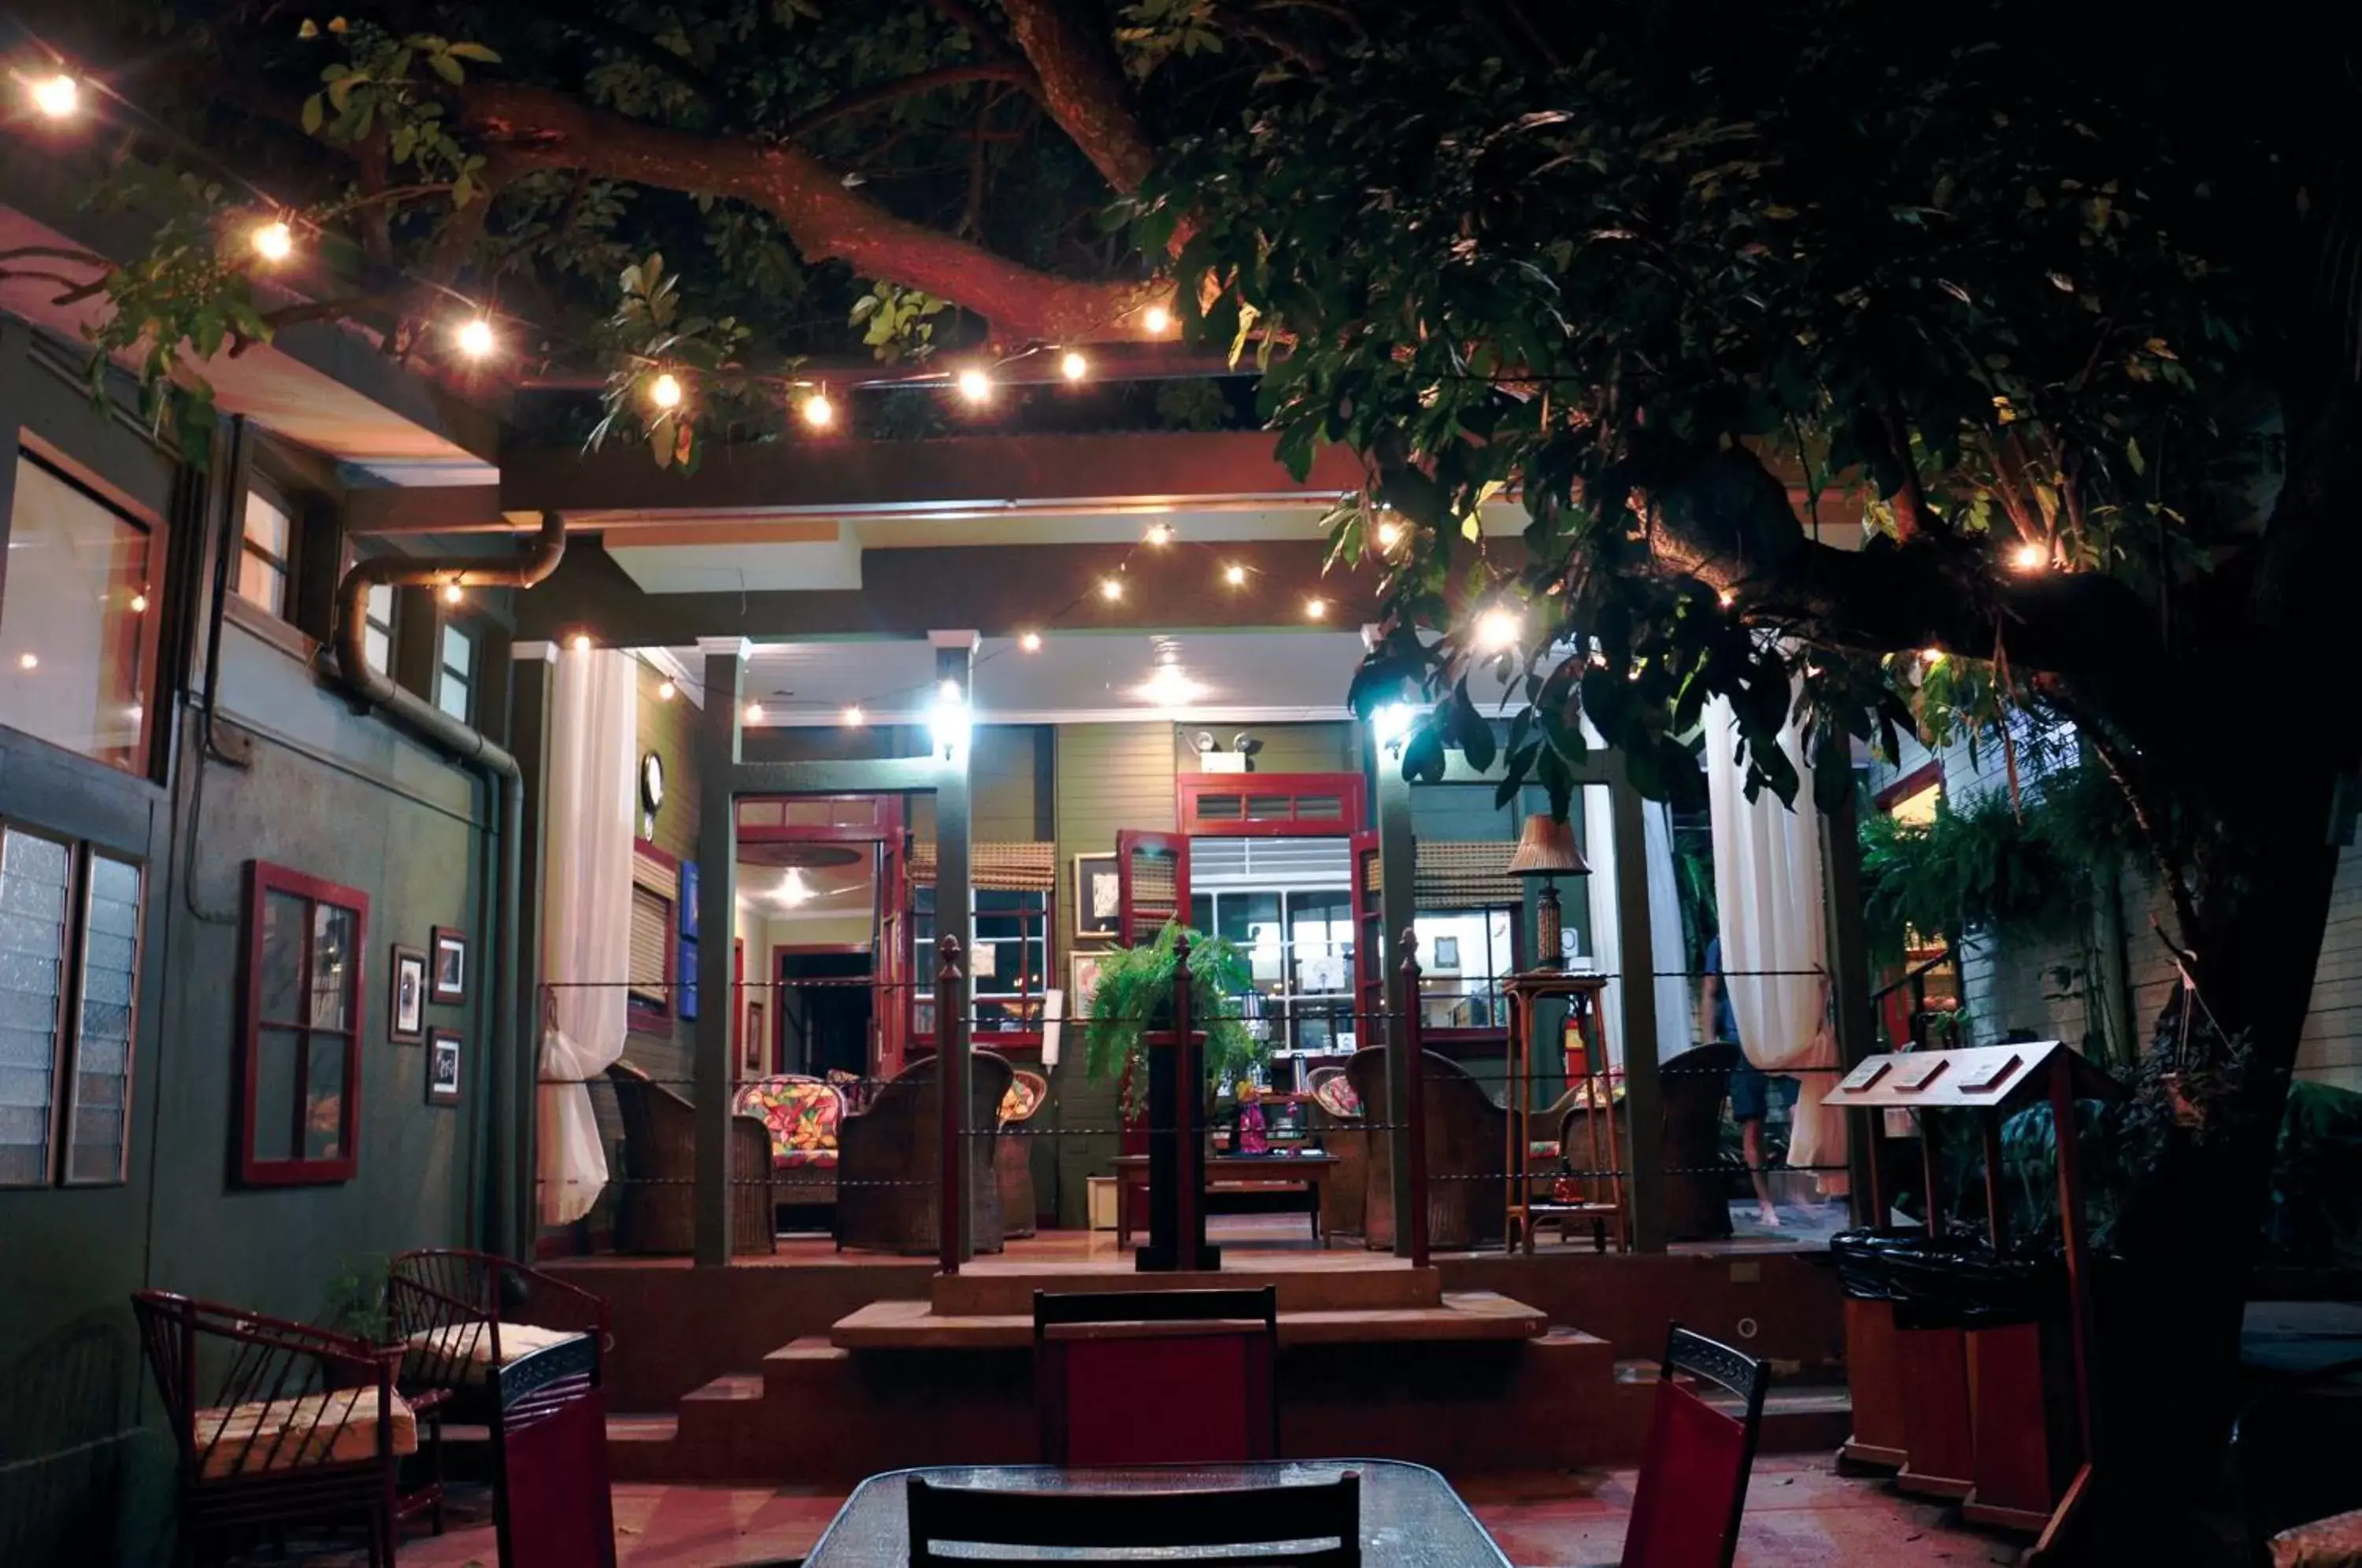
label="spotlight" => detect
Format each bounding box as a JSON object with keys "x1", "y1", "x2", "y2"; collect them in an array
[
  {"x1": 1060, "y1": 350, "x2": 1088, "y2": 382},
  {"x1": 1100, "y1": 578, "x2": 1125, "y2": 602},
  {"x1": 1371, "y1": 702, "x2": 1414, "y2": 747},
  {"x1": 648, "y1": 372, "x2": 683, "y2": 410},
  {"x1": 454, "y1": 317, "x2": 496, "y2": 360},
  {"x1": 956, "y1": 366, "x2": 992, "y2": 404},
  {"x1": 30, "y1": 74, "x2": 78, "y2": 120},
  {"x1": 800, "y1": 390, "x2": 834, "y2": 429},
  {"x1": 930, "y1": 684, "x2": 971, "y2": 759},
  {"x1": 1020, "y1": 632, "x2": 1042, "y2": 653},
  {"x1": 1224, "y1": 563, "x2": 1248, "y2": 587},
  {"x1": 251, "y1": 220, "x2": 294, "y2": 263},
  {"x1": 1142, "y1": 304, "x2": 1172, "y2": 335},
  {"x1": 2011, "y1": 541, "x2": 2047, "y2": 571}
]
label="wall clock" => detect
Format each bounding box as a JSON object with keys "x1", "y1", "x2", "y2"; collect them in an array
[{"x1": 640, "y1": 750, "x2": 666, "y2": 816}]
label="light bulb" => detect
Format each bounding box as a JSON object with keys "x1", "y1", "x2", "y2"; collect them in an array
[
  {"x1": 1100, "y1": 578, "x2": 1125, "y2": 602},
  {"x1": 743, "y1": 701, "x2": 765, "y2": 723},
  {"x1": 842, "y1": 704, "x2": 866, "y2": 727},
  {"x1": 1224, "y1": 563, "x2": 1248, "y2": 587},
  {"x1": 800, "y1": 390, "x2": 834, "y2": 429},
  {"x1": 1146, "y1": 522, "x2": 1174, "y2": 545},
  {"x1": 930, "y1": 683, "x2": 971, "y2": 758},
  {"x1": 1305, "y1": 597, "x2": 1328, "y2": 620},
  {"x1": 16, "y1": 653, "x2": 36, "y2": 671},
  {"x1": 1375, "y1": 520, "x2": 1403, "y2": 551},
  {"x1": 454, "y1": 317, "x2": 496, "y2": 360},
  {"x1": 570, "y1": 632, "x2": 592, "y2": 653},
  {"x1": 1371, "y1": 702, "x2": 1414, "y2": 746},
  {"x1": 1020, "y1": 631, "x2": 1042, "y2": 653},
  {"x1": 442, "y1": 582, "x2": 465, "y2": 605},
  {"x1": 1717, "y1": 588, "x2": 1737, "y2": 608},
  {"x1": 31, "y1": 75, "x2": 78, "y2": 119},
  {"x1": 956, "y1": 366, "x2": 993, "y2": 403},
  {"x1": 657, "y1": 679, "x2": 677, "y2": 701},
  {"x1": 251, "y1": 220, "x2": 294, "y2": 263},
  {"x1": 649, "y1": 372, "x2": 683, "y2": 410},
  {"x1": 129, "y1": 593, "x2": 148, "y2": 613},
  {"x1": 1473, "y1": 605, "x2": 1522, "y2": 653},
  {"x1": 938, "y1": 679, "x2": 963, "y2": 702},
  {"x1": 1061, "y1": 350, "x2": 1089, "y2": 382},
  {"x1": 2011, "y1": 541, "x2": 2047, "y2": 571},
  {"x1": 1923, "y1": 648, "x2": 1946, "y2": 668},
  {"x1": 1142, "y1": 304, "x2": 1172, "y2": 335}
]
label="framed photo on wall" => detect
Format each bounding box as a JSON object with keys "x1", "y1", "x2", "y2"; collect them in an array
[
  {"x1": 389, "y1": 945, "x2": 427, "y2": 1044},
  {"x1": 1071, "y1": 950, "x2": 1107, "y2": 1022},
  {"x1": 426, "y1": 1030, "x2": 462, "y2": 1105},
  {"x1": 1072, "y1": 853, "x2": 1120, "y2": 941},
  {"x1": 430, "y1": 927, "x2": 468, "y2": 1004}
]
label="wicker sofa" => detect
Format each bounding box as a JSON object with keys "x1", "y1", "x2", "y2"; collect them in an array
[
  {"x1": 604, "y1": 1060, "x2": 775, "y2": 1255},
  {"x1": 1304, "y1": 1067, "x2": 1368, "y2": 1241},
  {"x1": 731, "y1": 1073, "x2": 848, "y2": 1225},
  {"x1": 1346, "y1": 1046, "x2": 1508, "y2": 1251},
  {"x1": 836, "y1": 1050, "x2": 1014, "y2": 1254},
  {"x1": 998, "y1": 1068, "x2": 1050, "y2": 1240}
]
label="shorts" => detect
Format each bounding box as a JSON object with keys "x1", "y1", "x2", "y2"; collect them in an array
[{"x1": 1730, "y1": 1063, "x2": 1798, "y2": 1123}]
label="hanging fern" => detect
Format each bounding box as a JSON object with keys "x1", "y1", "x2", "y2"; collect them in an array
[{"x1": 1079, "y1": 923, "x2": 1259, "y2": 1115}]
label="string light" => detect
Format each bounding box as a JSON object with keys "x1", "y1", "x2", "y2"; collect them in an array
[
  {"x1": 570, "y1": 632, "x2": 592, "y2": 653},
  {"x1": 743, "y1": 700, "x2": 765, "y2": 723},
  {"x1": 648, "y1": 372, "x2": 683, "y2": 411},
  {"x1": 17, "y1": 653, "x2": 36, "y2": 671},
  {"x1": 1061, "y1": 350, "x2": 1089, "y2": 382},
  {"x1": 1100, "y1": 578, "x2": 1125, "y2": 602},
  {"x1": 1142, "y1": 304, "x2": 1173, "y2": 335},
  {"x1": 1224, "y1": 563, "x2": 1248, "y2": 586},
  {"x1": 1717, "y1": 588, "x2": 1737, "y2": 608},
  {"x1": 1473, "y1": 605, "x2": 1523, "y2": 653},
  {"x1": 800, "y1": 389, "x2": 834, "y2": 429},
  {"x1": 454, "y1": 317, "x2": 497, "y2": 360},
  {"x1": 129, "y1": 593, "x2": 148, "y2": 613},
  {"x1": 657, "y1": 679, "x2": 677, "y2": 701},
  {"x1": 442, "y1": 582, "x2": 465, "y2": 605},
  {"x1": 30, "y1": 74, "x2": 78, "y2": 120},
  {"x1": 251, "y1": 220, "x2": 294, "y2": 264},
  {"x1": 2011, "y1": 541, "x2": 2047, "y2": 571},
  {"x1": 1922, "y1": 648, "x2": 1946, "y2": 667},
  {"x1": 842, "y1": 704, "x2": 866, "y2": 727},
  {"x1": 1145, "y1": 522, "x2": 1174, "y2": 545},
  {"x1": 1305, "y1": 596, "x2": 1329, "y2": 620},
  {"x1": 1375, "y1": 520, "x2": 1403, "y2": 551},
  {"x1": 956, "y1": 366, "x2": 993, "y2": 404},
  {"x1": 1020, "y1": 631, "x2": 1043, "y2": 653}
]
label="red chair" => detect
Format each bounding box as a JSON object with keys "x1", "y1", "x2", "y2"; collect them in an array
[
  {"x1": 1621, "y1": 1325, "x2": 1769, "y2": 1568},
  {"x1": 132, "y1": 1290, "x2": 413, "y2": 1567},
  {"x1": 1033, "y1": 1287, "x2": 1279, "y2": 1466}
]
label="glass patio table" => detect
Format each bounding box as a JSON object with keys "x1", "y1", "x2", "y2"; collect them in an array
[{"x1": 802, "y1": 1459, "x2": 1511, "y2": 1565}]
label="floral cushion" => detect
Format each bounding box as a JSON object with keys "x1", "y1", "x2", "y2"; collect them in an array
[
  {"x1": 1310, "y1": 1074, "x2": 1361, "y2": 1117},
  {"x1": 1000, "y1": 1071, "x2": 1047, "y2": 1125},
  {"x1": 732, "y1": 1077, "x2": 843, "y2": 1170}
]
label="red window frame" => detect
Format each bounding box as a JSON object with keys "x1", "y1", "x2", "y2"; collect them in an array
[
  {"x1": 1176, "y1": 772, "x2": 1369, "y2": 838},
  {"x1": 238, "y1": 861, "x2": 368, "y2": 1186},
  {"x1": 911, "y1": 883, "x2": 1054, "y2": 1053},
  {"x1": 628, "y1": 838, "x2": 679, "y2": 1030}
]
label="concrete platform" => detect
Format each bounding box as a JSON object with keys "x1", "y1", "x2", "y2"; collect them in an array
[{"x1": 833, "y1": 1289, "x2": 1548, "y2": 1348}]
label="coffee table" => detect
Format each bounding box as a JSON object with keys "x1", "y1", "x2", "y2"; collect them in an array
[{"x1": 1111, "y1": 1152, "x2": 1339, "y2": 1249}]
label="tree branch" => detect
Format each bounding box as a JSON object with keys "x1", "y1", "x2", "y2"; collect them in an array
[
  {"x1": 458, "y1": 83, "x2": 1156, "y2": 339},
  {"x1": 782, "y1": 63, "x2": 1040, "y2": 142},
  {"x1": 997, "y1": 0, "x2": 1160, "y2": 195}
]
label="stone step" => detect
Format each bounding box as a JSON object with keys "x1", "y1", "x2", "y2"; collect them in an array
[
  {"x1": 832, "y1": 1289, "x2": 1546, "y2": 1350},
  {"x1": 932, "y1": 1258, "x2": 1445, "y2": 1317}
]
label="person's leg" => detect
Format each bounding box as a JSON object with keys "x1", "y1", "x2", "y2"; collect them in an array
[{"x1": 1730, "y1": 1064, "x2": 1781, "y2": 1226}]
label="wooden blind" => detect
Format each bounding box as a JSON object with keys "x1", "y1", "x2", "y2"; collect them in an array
[
  {"x1": 905, "y1": 841, "x2": 1055, "y2": 892},
  {"x1": 1414, "y1": 841, "x2": 1521, "y2": 911},
  {"x1": 629, "y1": 852, "x2": 677, "y2": 1011}
]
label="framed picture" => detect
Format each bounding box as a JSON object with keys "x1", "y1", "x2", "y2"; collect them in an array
[
  {"x1": 430, "y1": 927, "x2": 468, "y2": 1004},
  {"x1": 389, "y1": 945, "x2": 427, "y2": 1044},
  {"x1": 426, "y1": 1030, "x2": 462, "y2": 1106},
  {"x1": 744, "y1": 999, "x2": 766, "y2": 1075},
  {"x1": 679, "y1": 860, "x2": 700, "y2": 940},
  {"x1": 1072, "y1": 852, "x2": 1120, "y2": 941},
  {"x1": 1071, "y1": 950, "x2": 1107, "y2": 1020},
  {"x1": 1431, "y1": 935, "x2": 1461, "y2": 971}
]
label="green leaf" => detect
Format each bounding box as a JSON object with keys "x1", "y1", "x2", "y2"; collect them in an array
[
  {"x1": 301, "y1": 94, "x2": 324, "y2": 135},
  {"x1": 1449, "y1": 681, "x2": 1497, "y2": 771},
  {"x1": 446, "y1": 41, "x2": 502, "y2": 62},
  {"x1": 428, "y1": 52, "x2": 465, "y2": 85}
]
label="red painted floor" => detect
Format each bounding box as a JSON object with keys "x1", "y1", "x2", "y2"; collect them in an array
[{"x1": 261, "y1": 1458, "x2": 2020, "y2": 1566}]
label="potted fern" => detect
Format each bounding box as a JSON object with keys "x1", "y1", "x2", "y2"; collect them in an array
[{"x1": 1080, "y1": 922, "x2": 1261, "y2": 1113}]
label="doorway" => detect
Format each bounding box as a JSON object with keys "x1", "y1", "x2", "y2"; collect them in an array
[{"x1": 776, "y1": 949, "x2": 873, "y2": 1078}]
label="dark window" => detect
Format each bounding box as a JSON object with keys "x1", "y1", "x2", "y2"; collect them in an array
[
  {"x1": 0, "y1": 455, "x2": 159, "y2": 774},
  {"x1": 238, "y1": 862, "x2": 365, "y2": 1185}
]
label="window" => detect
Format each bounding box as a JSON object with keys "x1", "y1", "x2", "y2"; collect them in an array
[
  {"x1": 0, "y1": 827, "x2": 146, "y2": 1187},
  {"x1": 628, "y1": 845, "x2": 676, "y2": 1023},
  {"x1": 237, "y1": 490, "x2": 294, "y2": 618},
  {"x1": 1187, "y1": 886, "x2": 1357, "y2": 1055},
  {"x1": 238, "y1": 862, "x2": 365, "y2": 1185},
  {"x1": 1412, "y1": 908, "x2": 1518, "y2": 1034},
  {"x1": 436, "y1": 622, "x2": 473, "y2": 723},
  {"x1": 362, "y1": 583, "x2": 394, "y2": 675},
  {"x1": 0, "y1": 455, "x2": 157, "y2": 773},
  {"x1": 913, "y1": 885, "x2": 1050, "y2": 1041}
]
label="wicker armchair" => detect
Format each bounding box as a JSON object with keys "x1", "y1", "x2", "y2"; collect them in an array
[
  {"x1": 1304, "y1": 1067, "x2": 1368, "y2": 1241},
  {"x1": 998, "y1": 1068, "x2": 1050, "y2": 1240},
  {"x1": 1348, "y1": 1045, "x2": 1507, "y2": 1251},
  {"x1": 603, "y1": 1061, "x2": 775, "y2": 1255},
  {"x1": 837, "y1": 1050, "x2": 1013, "y2": 1254},
  {"x1": 1656, "y1": 1042, "x2": 1742, "y2": 1241}
]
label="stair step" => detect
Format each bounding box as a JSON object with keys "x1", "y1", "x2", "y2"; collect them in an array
[
  {"x1": 607, "y1": 1413, "x2": 679, "y2": 1443},
  {"x1": 831, "y1": 1290, "x2": 1549, "y2": 1350},
  {"x1": 681, "y1": 1372, "x2": 765, "y2": 1403}
]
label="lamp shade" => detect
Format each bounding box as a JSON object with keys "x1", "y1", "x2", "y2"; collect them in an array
[{"x1": 1506, "y1": 812, "x2": 1588, "y2": 878}]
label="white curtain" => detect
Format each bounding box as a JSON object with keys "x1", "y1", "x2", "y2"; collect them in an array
[
  {"x1": 1581, "y1": 789, "x2": 1700, "y2": 1069},
  {"x1": 1702, "y1": 697, "x2": 1848, "y2": 1184},
  {"x1": 536, "y1": 647, "x2": 639, "y2": 1226}
]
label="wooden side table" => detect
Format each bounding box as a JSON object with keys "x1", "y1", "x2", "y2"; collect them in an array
[{"x1": 1502, "y1": 971, "x2": 1627, "y2": 1255}]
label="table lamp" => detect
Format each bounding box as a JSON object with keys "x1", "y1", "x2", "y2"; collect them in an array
[{"x1": 1508, "y1": 812, "x2": 1588, "y2": 971}]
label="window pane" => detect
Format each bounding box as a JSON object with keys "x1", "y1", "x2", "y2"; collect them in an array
[
  {"x1": 436, "y1": 671, "x2": 470, "y2": 723},
  {"x1": 309, "y1": 903, "x2": 355, "y2": 1027},
  {"x1": 0, "y1": 459, "x2": 154, "y2": 771},
  {"x1": 303, "y1": 1036, "x2": 344, "y2": 1160},
  {"x1": 68, "y1": 855, "x2": 140, "y2": 1183},
  {"x1": 258, "y1": 890, "x2": 306, "y2": 1023},
  {"x1": 251, "y1": 1026, "x2": 300, "y2": 1164},
  {"x1": 0, "y1": 827, "x2": 68, "y2": 1185},
  {"x1": 441, "y1": 623, "x2": 473, "y2": 678},
  {"x1": 236, "y1": 550, "x2": 287, "y2": 619},
  {"x1": 365, "y1": 582, "x2": 394, "y2": 628},
  {"x1": 242, "y1": 490, "x2": 291, "y2": 559},
  {"x1": 364, "y1": 624, "x2": 391, "y2": 675}
]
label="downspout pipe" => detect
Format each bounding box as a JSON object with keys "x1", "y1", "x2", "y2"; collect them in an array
[{"x1": 328, "y1": 508, "x2": 568, "y2": 1259}]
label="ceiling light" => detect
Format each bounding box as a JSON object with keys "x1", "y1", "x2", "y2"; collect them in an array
[
  {"x1": 1061, "y1": 350, "x2": 1088, "y2": 382},
  {"x1": 776, "y1": 869, "x2": 812, "y2": 907},
  {"x1": 30, "y1": 75, "x2": 78, "y2": 119},
  {"x1": 1019, "y1": 631, "x2": 1042, "y2": 653},
  {"x1": 2011, "y1": 541, "x2": 2047, "y2": 571},
  {"x1": 648, "y1": 372, "x2": 683, "y2": 410},
  {"x1": 1473, "y1": 605, "x2": 1523, "y2": 653},
  {"x1": 251, "y1": 220, "x2": 294, "y2": 263},
  {"x1": 956, "y1": 366, "x2": 993, "y2": 404},
  {"x1": 1138, "y1": 664, "x2": 1206, "y2": 708},
  {"x1": 1375, "y1": 520, "x2": 1403, "y2": 551},
  {"x1": 744, "y1": 700, "x2": 765, "y2": 723},
  {"x1": 1305, "y1": 596, "x2": 1328, "y2": 620},
  {"x1": 1142, "y1": 304, "x2": 1172, "y2": 335},
  {"x1": 1100, "y1": 578, "x2": 1125, "y2": 602},
  {"x1": 1145, "y1": 522, "x2": 1173, "y2": 545},
  {"x1": 657, "y1": 679, "x2": 677, "y2": 701},
  {"x1": 454, "y1": 317, "x2": 496, "y2": 360},
  {"x1": 842, "y1": 704, "x2": 865, "y2": 727},
  {"x1": 1224, "y1": 563, "x2": 1248, "y2": 586},
  {"x1": 442, "y1": 582, "x2": 465, "y2": 605},
  {"x1": 800, "y1": 390, "x2": 834, "y2": 429}
]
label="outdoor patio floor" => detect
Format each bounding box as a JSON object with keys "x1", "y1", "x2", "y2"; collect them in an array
[{"x1": 257, "y1": 1458, "x2": 2022, "y2": 1566}]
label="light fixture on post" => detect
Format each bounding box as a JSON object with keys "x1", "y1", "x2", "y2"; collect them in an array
[
  {"x1": 930, "y1": 679, "x2": 971, "y2": 761},
  {"x1": 1370, "y1": 701, "x2": 1415, "y2": 752},
  {"x1": 1508, "y1": 812, "x2": 1589, "y2": 972}
]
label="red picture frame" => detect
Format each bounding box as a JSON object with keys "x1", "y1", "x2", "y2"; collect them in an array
[{"x1": 238, "y1": 861, "x2": 368, "y2": 1185}]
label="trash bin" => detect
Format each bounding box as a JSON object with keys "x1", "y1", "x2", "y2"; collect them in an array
[
  {"x1": 1950, "y1": 1251, "x2": 2082, "y2": 1530},
  {"x1": 1834, "y1": 1228, "x2": 1985, "y2": 1497},
  {"x1": 1830, "y1": 1227, "x2": 1915, "y2": 1470}
]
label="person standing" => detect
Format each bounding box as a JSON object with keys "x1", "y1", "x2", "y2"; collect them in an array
[{"x1": 1699, "y1": 933, "x2": 1794, "y2": 1227}]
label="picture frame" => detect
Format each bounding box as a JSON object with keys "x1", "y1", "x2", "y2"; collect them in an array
[
  {"x1": 430, "y1": 927, "x2": 468, "y2": 1004},
  {"x1": 1072, "y1": 852, "x2": 1120, "y2": 941},
  {"x1": 389, "y1": 945, "x2": 427, "y2": 1044},
  {"x1": 1071, "y1": 950, "x2": 1107, "y2": 1020},
  {"x1": 744, "y1": 999, "x2": 766, "y2": 1076},
  {"x1": 426, "y1": 1030, "x2": 462, "y2": 1106},
  {"x1": 1431, "y1": 934, "x2": 1461, "y2": 970}
]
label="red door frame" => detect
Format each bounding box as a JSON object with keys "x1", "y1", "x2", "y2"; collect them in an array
[{"x1": 736, "y1": 796, "x2": 901, "y2": 1078}]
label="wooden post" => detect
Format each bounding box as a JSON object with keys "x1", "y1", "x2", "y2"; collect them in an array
[
  {"x1": 2049, "y1": 1060, "x2": 2097, "y2": 1460},
  {"x1": 937, "y1": 934, "x2": 966, "y2": 1274},
  {"x1": 1373, "y1": 760, "x2": 1419, "y2": 1256},
  {"x1": 1606, "y1": 764, "x2": 1667, "y2": 1253},
  {"x1": 1139, "y1": 932, "x2": 1217, "y2": 1270},
  {"x1": 933, "y1": 636, "x2": 975, "y2": 1267},
  {"x1": 1821, "y1": 786, "x2": 1882, "y2": 1226},
  {"x1": 692, "y1": 639, "x2": 746, "y2": 1268},
  {"x1": 1398, "y1": 930, "x2": 1430, "y2": 1268}
]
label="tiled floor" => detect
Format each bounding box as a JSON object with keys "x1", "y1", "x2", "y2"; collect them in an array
[{"x1": 265, "y1": 1458, "x2": 2021, "y2": 1566}]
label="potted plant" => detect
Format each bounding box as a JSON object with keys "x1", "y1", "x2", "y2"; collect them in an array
[{"x1": 1081, "y1": 921, "x2": 1261, "y2": 1113}]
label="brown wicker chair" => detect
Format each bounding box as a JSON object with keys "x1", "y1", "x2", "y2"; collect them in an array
[
  {"x1": 837, "y1": 1050, "x2": 1013, "y2": 1254},
  {"x1": 603, "y1": 1061, "x2": 775, "y2": 1255},
  {"x1": 1304, "y1": 1067, "x2": 1368, "y2": 1241},
  {"x1": 1348, "y1": 1045, "x2": 1507, "y2": 1251},
  {"x1": 997, "y1": 1067, "x2": 1050, "y2": 1240},
  {"x1": 1655, "y1": 1042, "x2": 1742, "y2": 1241}
]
